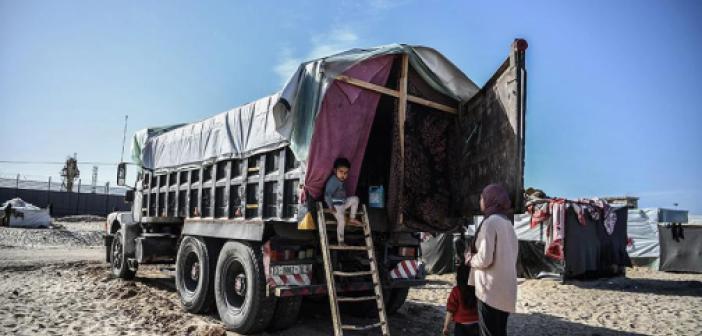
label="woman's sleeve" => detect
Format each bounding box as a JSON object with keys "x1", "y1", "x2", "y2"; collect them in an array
[{"x1": 470, "y1": 220, "x2": 496, "y2": 269}]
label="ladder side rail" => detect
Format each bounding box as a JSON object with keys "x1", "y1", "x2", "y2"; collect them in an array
[{"x1": 317, "y1": 202, "x2": 343, "y2": 336}]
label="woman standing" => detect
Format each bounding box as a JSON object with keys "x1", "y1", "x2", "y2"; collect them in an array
[{"x1": 466, "y1": 184, "x2": 518, "y2": 336}]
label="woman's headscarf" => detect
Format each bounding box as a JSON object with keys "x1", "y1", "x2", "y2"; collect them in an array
[
  {"x1": 469, "y1": 183, "x2": 513, "y2": 254},
  {"x1": 481, "y1": 183, "x2": 512, "y2": 218}
]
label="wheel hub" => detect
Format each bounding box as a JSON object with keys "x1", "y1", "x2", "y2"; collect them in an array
[
  {"x1": 190, "y1": 261, "x2": 200, "y2": 281},
  {"x1": 234, "y1": 273, "x2": 246, "y2": 296}
]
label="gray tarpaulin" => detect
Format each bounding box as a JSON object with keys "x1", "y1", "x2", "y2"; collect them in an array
[
  {"x1": 133, "y1": 44, "x2": 479, "y2": 170},
  {"x1": 420, "y1": 233, "x2": 456, "y2": 275}
]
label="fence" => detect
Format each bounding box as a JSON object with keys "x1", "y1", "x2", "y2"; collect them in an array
[{"x1": 0, "y1": 176, "x2": 130, "y2": 217}]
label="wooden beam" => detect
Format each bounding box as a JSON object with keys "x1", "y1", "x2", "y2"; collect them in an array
[
  {"x1": 407, "y1": 95, "x2": 457, "y2": 113},
  {"x1": 335, "y1": 74, "x2": 457, "y2": 114},
  {"x1": 398, "y1": 54, "x2": 408, "y2": 158},
  {"x1": 397, "y1": 54, "x2": 408, "y2": 227},
  {"x1": 336, "y1": 75, "x2": 399, "y2": 98}
]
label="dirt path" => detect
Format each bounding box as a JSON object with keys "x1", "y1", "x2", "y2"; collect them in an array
[{"x1": 1, "y1": 221, "x2": 700, "y2": 336}]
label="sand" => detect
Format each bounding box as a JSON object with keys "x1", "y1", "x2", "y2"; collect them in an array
[{"x1": 0, "y1": 221, "x2": 700, "y2": 335}]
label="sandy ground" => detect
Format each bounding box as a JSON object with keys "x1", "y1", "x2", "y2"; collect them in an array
[{"x1": 0, "y1": 221, "x2": 700, "y2": 335}]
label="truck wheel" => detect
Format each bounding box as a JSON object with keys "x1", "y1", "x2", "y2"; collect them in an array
[
  {"x1": 386, "y1": 287, "x2": 409, "y2": 315},
  {"x1": 214, "y1": 241, "x2": 274, "y2": 334},
  {"x1": 110, "y1": 229, "x2": 136, "y2": 280},
  {"x1": 176, "y1": 236, "x2": 214, "y2": 313},
  {"x1": 267, "y1": 296, "x2": 302, "y2": 331}
]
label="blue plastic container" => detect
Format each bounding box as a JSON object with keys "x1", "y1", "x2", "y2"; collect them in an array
[{"x1": 368, "y1": 185, "x2": 385, "y2": 208}]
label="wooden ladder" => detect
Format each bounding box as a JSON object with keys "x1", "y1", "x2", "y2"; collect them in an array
[{"x1": 316, "y1": 202, "x2": 390, "y2": 336}]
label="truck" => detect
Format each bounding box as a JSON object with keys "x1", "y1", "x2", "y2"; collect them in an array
[{"x1": 105, "y1": 39, "x2": 528, "y2": 334}]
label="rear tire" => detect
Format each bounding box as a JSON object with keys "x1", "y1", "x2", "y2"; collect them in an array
[
  {"x1": 176, "y1": 236, "x2": 214, "y2": 313},
  {"x1": 110, "y1": 229, "x2": 136, "y2": 280},
  {"x1": 386, "y1": 287, "x2": 409, "y2": 315},
  {"x1": 214, "y1": 241, "x2": 274, "y2": 333},
  {"x1": 267, "y1": 296, "x2": 302, "y2": 331}
]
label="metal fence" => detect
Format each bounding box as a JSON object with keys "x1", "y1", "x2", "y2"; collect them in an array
[{"x1": 0, "y1": 176, "x2": 130, "y2": 217}]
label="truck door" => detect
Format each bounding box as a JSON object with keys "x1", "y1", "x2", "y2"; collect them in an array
[{"x1": 451, "y1": 39, "x2": 528, "y2": 217}]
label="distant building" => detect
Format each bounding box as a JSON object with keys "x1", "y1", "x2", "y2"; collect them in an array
[{"x1": 602, "y1": 196, "x2": 639, "y2": 209}]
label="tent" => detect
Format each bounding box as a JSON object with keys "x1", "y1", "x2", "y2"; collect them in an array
[
  {"x1": 460, "y1": 204, "x2": 631, "y2": 280},
  {"x1": 626, "y1": 208, "x2": 701, "y2": 273},
  {"x1": 656, "y1": 211, "x2": 701, "y2": 273},
  {"x1": 1, "y1": 198, "x2": 51, "y2": 228}
]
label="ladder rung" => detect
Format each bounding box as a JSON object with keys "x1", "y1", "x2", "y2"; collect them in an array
[
  {"x1": 328, "y1": 245, "x2": 369, "y2": 251},
  {"x1": 341, "y1": 322, "x2": 383, "y2": 331},
  {"x1": 333, "y1": 270, "x2": 373, "y2": 277},
  {"x1": 337, "y1": 295, "x2": 377, "y2": 302},
  {"x1": 323, "y1": 209, "x2": 365, "y2": 216}
]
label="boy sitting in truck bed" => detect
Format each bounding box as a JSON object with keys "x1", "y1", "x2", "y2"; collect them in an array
[{"x1": 325, "y1": 157, "x2": 363, "y2": 245}]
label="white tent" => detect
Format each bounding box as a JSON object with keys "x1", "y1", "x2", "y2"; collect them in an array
[
  {"x1": 626, "y1": 208, "x2": 689, "y2": 267},
  {"x1": 1, "y1": 198, "x2": 51, "y2": 228}
]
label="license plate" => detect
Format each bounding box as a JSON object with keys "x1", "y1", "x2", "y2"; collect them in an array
[{"x1": 271, "y1": 264, "x2": 312, "y2": 276}]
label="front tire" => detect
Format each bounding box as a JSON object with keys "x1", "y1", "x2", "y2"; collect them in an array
[
  {"x1": 214, "y1": 241, "x2": 274, "y2": 334},
  {"x1": 176, "y1": 236, "x2": 214, "y2": 313},
  {"x1": 110, "y1": 229, "x2": 136, "y2": 280}
]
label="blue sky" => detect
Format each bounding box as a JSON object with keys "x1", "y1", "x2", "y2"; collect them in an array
[{"x1": 1, "y1": 0, "x2": 700, "y2": 213}]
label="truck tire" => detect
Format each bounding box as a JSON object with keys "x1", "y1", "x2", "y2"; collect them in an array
[
  {"x1": 267, "y1": 296, "x2": 302, "y2": 331},
  {"x1": 110, "y1": 229, "x2": 136, "y2": 280},
  {"x1": 176, "y1": 236, "x2": 214, "y2": 314},
  {"x1": 214, "y1": 241, "x2": 274, "y2": 334},
  {"x1": 385, "y1": 287, "x2": 409, "y2": 315}
]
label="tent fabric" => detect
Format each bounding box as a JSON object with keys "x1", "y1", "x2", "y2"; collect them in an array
[
  {"x1": 282, "y1": 44, "x2": 479, "y2": 164},
  {"x1": 419, "y1": 233, "x2": 456, "y2": 275},
  {"x1": 1, "y1": 198, "x2": 51, "y2": 228},
  {"x1": 627, "y1": 208, "x2": 662, "y2": 259},
  {"x1": 304, "y1": 55, "x2": 394, "y2": 200},
  {"x1": 658, "y1": 224, "x2": 702, "y2": 273},
  {"x1": 463, "y1": 207, "x2": 630, "y2": 279},
  {"x1": 134, "y1": 44, "x2": 480, "y2": 171}
]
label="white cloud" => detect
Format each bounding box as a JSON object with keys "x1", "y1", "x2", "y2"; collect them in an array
[{"x1": 274, "y1": 28, "x2": 360, "y2": 84}]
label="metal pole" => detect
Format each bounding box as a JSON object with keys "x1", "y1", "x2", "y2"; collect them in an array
[
  {"x1": 105, "y1": 182, "x2": 110, "y2": 215},
  {"x1": 47, "y1": 176, "x2": 51, "y2": 205},
  {"x1": 120, "y1": 115, "x2": 128, "y2": 163},
  {"x1": 76, "y1": 179, "x2": 81, "y2": 215},
  {"x1": 15, "y1": 174, "x2": 20, "y2": 197}
]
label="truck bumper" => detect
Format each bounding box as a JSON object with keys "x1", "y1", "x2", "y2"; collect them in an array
[{"x1": 271, "y1": 278, "x2": 427, "y2": 297}]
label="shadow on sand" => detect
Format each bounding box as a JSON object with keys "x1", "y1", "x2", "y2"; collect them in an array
[{"x1": 569, "y1": 276, "x2": 702, "y2": 298}]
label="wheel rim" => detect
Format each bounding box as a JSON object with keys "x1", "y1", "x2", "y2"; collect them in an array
[
  {"x1": 112, "y1": 236, "x2": 123, "y2": 272},
  {"x1": 223, "y1": 258, "x2": 247, "y2": 314},
  {"x1": 183, "y1": 251, "x2": 200, "y2": 294}
]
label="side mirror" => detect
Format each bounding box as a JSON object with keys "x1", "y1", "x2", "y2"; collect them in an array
[
  {"x1": 125, "y1": 190, "x2": 134, "y2": 203},
  {"x1": 117, "y1": 163, "x2": 127, "y2": 186}
]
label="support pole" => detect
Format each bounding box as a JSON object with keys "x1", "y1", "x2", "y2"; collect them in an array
[
  {"x1": 398, "y1": 54, "x2": 409, "y2": 157},
  {"x1": 397, "y1": 54, "x2": 409, "y2": 226}
]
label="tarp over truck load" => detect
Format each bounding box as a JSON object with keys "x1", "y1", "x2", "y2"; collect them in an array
[
  {"x1": 133, "y1": 44, "x2": 478, "y2": 171},
  {"x1": 131, "y1": 41, "x2": 527, "y2": 233}
]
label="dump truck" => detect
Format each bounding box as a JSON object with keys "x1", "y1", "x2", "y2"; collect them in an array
[{"x1": 105, "y1": 39, "x2": 528, "y2": 334}]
